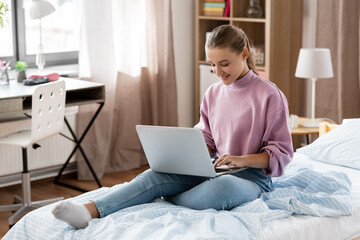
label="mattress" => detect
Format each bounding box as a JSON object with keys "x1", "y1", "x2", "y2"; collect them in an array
[
  {"x1": 260, "y1": 152, "x2": 360, "y2": 240},
  {"x1": 2, "y1": 152, "x2": 359, "y2": 240}
]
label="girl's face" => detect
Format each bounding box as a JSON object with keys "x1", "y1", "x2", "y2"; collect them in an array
[{"x1": 206, "y1": 47, "x2": 249, "y2": 85}]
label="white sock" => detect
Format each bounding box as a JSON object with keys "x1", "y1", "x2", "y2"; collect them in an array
[{"x1": 51, "y1": 201, "x2": 92, "y2": 229}]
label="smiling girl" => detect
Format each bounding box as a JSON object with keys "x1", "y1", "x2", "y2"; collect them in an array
[
  {"x1": 51, "y1": 25, "x2": 293, "y2": 229},
  {"x1": 201, "y1": 25, "x2": 293, "y2": 173}
]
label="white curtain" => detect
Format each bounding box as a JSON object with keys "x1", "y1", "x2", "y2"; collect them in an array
[{"x1": 77, "y1": 0, "x2": 178, "y2": 180}]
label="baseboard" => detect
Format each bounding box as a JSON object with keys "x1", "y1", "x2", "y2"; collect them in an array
[{"x1": 0, "y1": 162, "x2": 77, "y2": 188}]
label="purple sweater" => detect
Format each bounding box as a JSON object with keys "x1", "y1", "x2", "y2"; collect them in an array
[{"x1": 195, "y1": 70, "x2": 293, "y2": 177}]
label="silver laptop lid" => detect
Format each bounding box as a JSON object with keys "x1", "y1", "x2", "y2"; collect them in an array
[{"x1": 136, "y1": 125, "x2": 217, "y2": 177}]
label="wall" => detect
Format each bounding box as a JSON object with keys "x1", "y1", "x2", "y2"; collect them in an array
[{"x1": 171, "y1": 0, "x2": 195, "y2": 127}]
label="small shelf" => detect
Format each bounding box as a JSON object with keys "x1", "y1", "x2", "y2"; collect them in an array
[
  {"x1": 232, "y1": 17, "x2": 266, "y2": 23},
  {"x1": 198, "y1": 16, "x2": 230, "y2": 21},
  {"x1": 256, "y1": 66, "x2": 265, "y2": 71},
  {"x1": 199, "y1": 16, "x2": 266, "y2": 23}
]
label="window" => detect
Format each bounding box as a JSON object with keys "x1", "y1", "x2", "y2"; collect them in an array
[
  {"x1": 0, "y1": 0, "x2": 79, "y2": 67},
  {"x1": 0, "y1": 0, "x2": 14, "y2": 57}
]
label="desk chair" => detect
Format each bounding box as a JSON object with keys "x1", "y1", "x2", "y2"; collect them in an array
[{"x1": 0, "y1": 80, "x2": 66, "y2": 228}]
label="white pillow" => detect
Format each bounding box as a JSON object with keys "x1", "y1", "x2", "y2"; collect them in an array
[{"x1": 296, "y1": 119, "x2": 360, "y2": 170}]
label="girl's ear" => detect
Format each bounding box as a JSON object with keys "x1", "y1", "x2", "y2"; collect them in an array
[{"x1": 242, "y1": 48, "x2": 249, "y2": 60}]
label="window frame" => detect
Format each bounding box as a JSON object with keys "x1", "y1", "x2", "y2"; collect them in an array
[
  {"x1": 1, "y1": 0, "x2": 17, "y2": 65},
  {"x1": 2, "y1": 0, "x2": 78, "y2": 68}
]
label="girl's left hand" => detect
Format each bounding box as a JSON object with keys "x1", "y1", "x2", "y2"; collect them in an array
[{"x1": 213, "y1": 155, "x2": 247, "y2": 169}]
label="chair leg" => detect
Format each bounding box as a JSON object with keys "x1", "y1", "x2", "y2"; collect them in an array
[
  {"x1": 13, "y1": 195, "x2": 22, "y2": 204},
  {"x1": 21, "y1": 148, "x2": 31, "y2": 205},
  {"x1": 0, "y1": 203, "x2": 23, "y2": 212},
  {"x1": 31, "y1": 197, "x2": 64, "y2": 209},
  {"x1": 21, "y1": 172, "x2": 32, "y2": 205},
  {"x1": 8, "y1": 205, "x2": 29, "y2": 226},
  {"x1": 0, "y1": 147, "x2": 64, "y2": 228}
]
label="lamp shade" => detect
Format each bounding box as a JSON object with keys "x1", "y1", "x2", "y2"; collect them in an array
[
  {"x1": 30, "y1": 0, "x2": 55, "y2": 20},
  {"x1": 295, "y1": 48, "x2": 334, "y2": 79}
]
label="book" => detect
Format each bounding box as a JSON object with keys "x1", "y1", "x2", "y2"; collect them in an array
[
  {"x1": 203, "y1": 0, "x2": 228, "y2": 17},
  {"x1": 203, "y1": 1, "x2": 226, "y2": 17},
  {"x1": 203, "y1": 7, "x2": 224, "y2": 12},
  {"x1": 204, "y1": 2, "x2": 226, "y2": 8},
  {"x1": 203, "y1": 10, "x2": 224, "y2": 17},
  {"x1": 224, "y1": 0, "x2": 230, "y2": 17}
]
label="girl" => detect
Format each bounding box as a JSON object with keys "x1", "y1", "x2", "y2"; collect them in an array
[{"x1": 52, "y1": 25, "x2": 293, "y2": 229}]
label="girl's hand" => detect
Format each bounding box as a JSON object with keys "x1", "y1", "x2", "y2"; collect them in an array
[
  {"x1": 213, "y1": 152, "x2": 270, "y2": 169},
  {"x1": 213, "y1": 155, "x2": 247, "y2": 169}
]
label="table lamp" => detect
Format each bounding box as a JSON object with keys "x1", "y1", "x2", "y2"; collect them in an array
[
  {"x1": 295, "y1": 48, "x2": 334, "y2": 128},
  {"x1": 30, "y1": 0, "x2": 55, "y2": 73}
]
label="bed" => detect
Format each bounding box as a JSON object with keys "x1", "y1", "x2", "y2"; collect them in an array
[{"x1": 3, "y1": 120, "x2": 360, "y2": 240}]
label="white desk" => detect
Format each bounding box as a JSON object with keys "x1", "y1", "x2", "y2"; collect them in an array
[
  {"x1": 0, "y1": 77, "x2": 104, "y2": 115},
  {"x1": 0, "y1": 78, "x2": 105, "y2": 192}
]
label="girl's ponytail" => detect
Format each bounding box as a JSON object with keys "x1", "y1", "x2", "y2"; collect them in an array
[{"x1": 245, "y1": 37, "x2": 259, "y2": 75}]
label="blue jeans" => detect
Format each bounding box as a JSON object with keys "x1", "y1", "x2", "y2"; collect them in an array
[{"x1": 93, "y1": 168, "x2": 272, "y2": 218}]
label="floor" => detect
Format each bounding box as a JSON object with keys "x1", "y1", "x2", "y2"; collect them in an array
[{"x1": 0, "y1": 165, "x2": 149, "y2": 238}]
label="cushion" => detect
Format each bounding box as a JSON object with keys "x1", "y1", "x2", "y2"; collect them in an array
[{"x1": 296, "y1": 119, "x2": 360, "y2": 170}]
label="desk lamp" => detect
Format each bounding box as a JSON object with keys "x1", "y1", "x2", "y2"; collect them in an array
[
  {"x1": 295, "y1": 48, "x2": 334, "y2": 127},
  {"x1": 30, "y1": 0, "x2": 55, "y2": 73}
]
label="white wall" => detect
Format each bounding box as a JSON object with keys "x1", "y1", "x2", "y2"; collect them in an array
[{"x1": 171, "y1": 0, "x2": 194, "y2": 127}]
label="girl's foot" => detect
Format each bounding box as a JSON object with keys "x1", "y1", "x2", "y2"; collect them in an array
[{"x1": 51, "y1": 201, "x2": 92, "y2": 229}]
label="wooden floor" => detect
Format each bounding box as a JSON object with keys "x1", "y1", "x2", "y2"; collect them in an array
[{"x1": 0, "y1": 165, "x2": 149, "y2": 238}]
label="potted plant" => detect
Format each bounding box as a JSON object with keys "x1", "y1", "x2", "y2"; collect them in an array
[
  {"x1": 15, "y1": 61, "x2": 28, "y2": 82},
  {"x1": 0, "y1": 0, "x2": 9, "y2": 28}
]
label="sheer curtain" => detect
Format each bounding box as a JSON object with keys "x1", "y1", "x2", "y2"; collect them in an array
[
  {"x1": 316, "y1": 0, "x2": 360, "y2": 123},
  {"x1": 77, "y1": 0, "x2": 178, "y2": 180}
]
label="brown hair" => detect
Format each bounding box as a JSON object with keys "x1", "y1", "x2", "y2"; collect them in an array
[{"x1": 206, "y1": 25, "x2": 258, "y2": 75}]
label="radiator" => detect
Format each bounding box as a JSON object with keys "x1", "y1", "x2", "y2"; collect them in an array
[{"x1": 0, "y1": 107, "x2": 78, "y2": 187}]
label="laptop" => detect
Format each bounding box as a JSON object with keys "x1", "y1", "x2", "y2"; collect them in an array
[{"x1": 135, "y1": 125, "x2": 247, "y2": 178}]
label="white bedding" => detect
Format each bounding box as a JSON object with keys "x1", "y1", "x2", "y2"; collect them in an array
[
  {"x1": 3, "y1": 152, "x2": 360, "y2": 240},
  {"x1": 260, "y1": 152, "x2": 360, "y2": 240}
]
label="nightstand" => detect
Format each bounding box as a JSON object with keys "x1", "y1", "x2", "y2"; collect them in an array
[{"x1": 290, "y1": 117, "x2": 332, "y2": 144}]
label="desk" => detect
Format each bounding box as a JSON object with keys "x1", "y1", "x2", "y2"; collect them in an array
[
  {"x1": 0, "y1": 78, "x2": 105, "y2": 192},
  {"x1": 291, "y1": 117, "x2": 332, "y2": 144}
]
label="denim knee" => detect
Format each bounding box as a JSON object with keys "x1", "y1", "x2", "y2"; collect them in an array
[
  {"x1": 208, "y1": 175, "x2": 260, "y2": 200},
  {"x1": 170, "y1": 175, "x2": 262, "y2": 210}
]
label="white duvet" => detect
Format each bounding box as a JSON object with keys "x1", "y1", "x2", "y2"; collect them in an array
[{"x1": 260, "y1": 153, "x2": 360, "y2": 240}]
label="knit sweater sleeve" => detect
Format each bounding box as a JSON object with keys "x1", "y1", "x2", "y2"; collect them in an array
[
  {"x1": 194, "y1": 94, "x2": 216, "y2": 154},
  {"x1": 260, "y1": 107, "x2": 293, "y2": 177}
]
